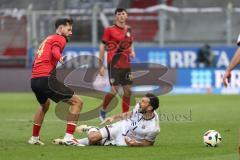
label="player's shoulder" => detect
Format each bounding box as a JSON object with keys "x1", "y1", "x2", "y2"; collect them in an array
[
  {"x1": 105, "y1": 25, "x2": 115, "y2": 31},
  {"x1": 47, "y1": 34, "x2": 66, "y2": 46},
  {"x1": 146, "y1": 120, "x2": 160, "y2": 134},
  {"x1": 108, "y1": 25, "x2": 115, "y2": 28},
  {"x1": 153, "y1": 111, "x2": 159, "y2": 122},
  {"x1": 125, "y1": 25, "x2": 131, "y2": 29},
  {"x1": 48, "y1": 34, "x2": 66, "y2": 41},
  {"x1": 152, "y1": 111, "x2": 160, "y2": 127}
]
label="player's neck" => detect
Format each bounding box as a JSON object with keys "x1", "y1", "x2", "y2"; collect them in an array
[
  {"x1": 142, "y1": 112, "x2": 154, "y2": 120},
  {"x1": 115, "y1": 22, "x2": 126, "y2": 29}
]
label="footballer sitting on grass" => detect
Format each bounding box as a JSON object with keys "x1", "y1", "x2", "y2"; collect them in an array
[{"x1": 53, "y1": 93, "x2": 160, "y2": 147}]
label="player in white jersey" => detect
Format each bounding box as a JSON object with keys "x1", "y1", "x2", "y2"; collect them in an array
[{"x1": 53, "y1": 93, "x2": 160, "y2": 147}]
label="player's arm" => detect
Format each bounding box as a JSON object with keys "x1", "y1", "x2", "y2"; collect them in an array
[
  {"x1": 99, "y1": 42, "x2": 105, "y2": 66},
  {"x1": 130, "y1": 43, "x2": 136, "y2": 59},
  {"x1": 99, "y1": 27, "x2": 110, "y2": 76},
  {"x1": 111, "y1": 111, "x2": 132, "y2": 121},
  {"x1": 100, "y1": 111, "x2": 132, "y2": 125},
  {"x1": 125, "y1": 138, "x2": 154, "y2": 147},
  {"x1": 226, "y1": 47, "x2": 240, "y2": 71},
  {"x1": 99, "y1": 42, "x2": 105, "y2": 76},
  {"x1": 52, "y1": 45, "x2": 64, "y2": 64},
  {"x1": 223, "y1": 47, "x2": 240, "y2": 87},
  {"x1": 223, "y1": 34, "x2": 240, "y2": 87}
]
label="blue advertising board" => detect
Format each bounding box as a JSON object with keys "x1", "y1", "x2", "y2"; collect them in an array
[
  {"x1": 173, "y1": 69, "x2": 240, "y2": 94},
  {"x1": 28, "y1": 46, "x2": 238, "y2": 69},
  {"x1": 28, "y1": 46, "x2": 240, "y2": 94}
]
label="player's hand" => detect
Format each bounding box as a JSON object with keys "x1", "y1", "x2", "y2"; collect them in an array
[
  {"x1": 222, "y1": 70, "x2": 231, "y2": 87},
  {"x1": 125, "y1": 138, "x2": 136, "y2": 146},
  {"x1": 130, "y1": 51, "x2": 136, "y2": 59},
  {"x1": 100, "y1": 117, "x2": 114, "y2": 125},
  {"x1": 59, "y1": 57, "x2": 64, "y2": 64},
  {"x1": 99, "y1": 66, "x2": 105, "y2": 76}
]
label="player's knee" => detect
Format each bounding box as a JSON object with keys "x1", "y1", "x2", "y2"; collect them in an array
[
  {"x1": 110, "y1": 86, "x2": 119, "y2": 95},
  {"x1": 88, "y1": 131, "x2": 101, "y2": 144},
  {"x1": 110, "y1": 90, "x2": 117, "y2": 96},
  {"x1": 126, "y1": 92, "x2": 132, "y2": 97},
  {"x1": 76, "y1": 96, "x2": 83, "y2": 108},
  {"x1": 72, "y1": 95, "x2": 83, "y2": 109},
  {"x1": 123, "y1": 90, "x2": 131, "y2": 97},
  {"x1": 109, "y1": 92, "x2": 117, "y2": 98},
  {"x1": 41, "y1": 99, "x2": 50, "y2": 113}
]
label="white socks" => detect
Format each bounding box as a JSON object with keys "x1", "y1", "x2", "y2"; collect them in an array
[
  {"x1": 64, "y1": 133, "x2": 73, "y2": 140},
  {"x1": 77, "y1": 138, "x2": 89, "y2": 145}
]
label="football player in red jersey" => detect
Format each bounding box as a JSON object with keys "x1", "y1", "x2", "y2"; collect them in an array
[
  {"x1": 98, "y1": 8, "x2": 135, "y2": 121},
  {"x1": 28, "y1": 18, "x2": 83, "y2": 146}
]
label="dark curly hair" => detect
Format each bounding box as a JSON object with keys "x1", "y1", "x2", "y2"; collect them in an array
[{"x1": 145, "y1": 93, "x2": 159, "y2": 110}]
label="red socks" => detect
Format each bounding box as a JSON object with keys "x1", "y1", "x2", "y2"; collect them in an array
[
  {"x1": 32, "y1": 123, "x2": 41, "y2": 137},
  {"x1": 103, "y1": 93, "x2": 130, "y2": 113},
  {"x1": 122, "y1": 96, "x2": 130, "y2": 113},
  {"x1": 66, "y1": 123, "x2": 76, "y2": 135},
  {"x1": 32, "y1": 123, "x2": 77, "y2": 138},
  {"x1": 102, "y1": 93, "x2": 114, "y2": 110}
]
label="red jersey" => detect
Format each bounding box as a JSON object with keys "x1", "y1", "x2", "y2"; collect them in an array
[
  {"x1": 31, "y1": 34, "x2": 66, "y2": 78},
  {"x1": 102, "y1": 24, "x2": 133, "y2": 69}
]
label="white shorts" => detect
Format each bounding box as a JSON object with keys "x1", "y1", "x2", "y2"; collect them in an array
[{"x1": 99, "y1": 120, "x2": 128, "y2": 146}]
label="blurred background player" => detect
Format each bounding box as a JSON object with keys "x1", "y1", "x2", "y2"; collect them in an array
[
  {"x1": 28, "y1": 18, "x2": 84, "y2": 146},
  {"x1": 54, "y1": 93, "x2": 160, "y2": 147},
  {"x1": 196, "y1": 44, "x2": 214, "y2": 67},
  {"x1": 98, "y1": 8, "x2": 136, "y2": 121},
  {"x1": 223, "y1": 33, "x2": 240, "y2": 87}
]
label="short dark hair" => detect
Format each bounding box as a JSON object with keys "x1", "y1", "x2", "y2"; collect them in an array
[
  {"x1": 145, "y1": 93, "x2": 159, "y2": 110},
  {"x1": 55, "y1": 17, "x2": 73, "y2": 29},
  {"x1": 114, "y1": 8, "x2": 127, "y2": 15}
]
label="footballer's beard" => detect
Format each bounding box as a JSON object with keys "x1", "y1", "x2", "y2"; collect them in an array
[
  {"x1": 139, "y1": 108, "x2": 147, "y2": 114},
  {"x1": 57, "y1": 32, "x2": 71, "y2": 42},
  {"x1": 63, "y1": 35, "x2": 70, "y2": 42},
  {"x1": 59, "y1": 33, "x2": 71, "y2": 42}
]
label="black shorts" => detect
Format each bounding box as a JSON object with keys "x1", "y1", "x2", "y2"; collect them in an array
[
  {"x1": 108, "y1": 66, "x2": 133, "y2": 86},
  {"x1": 31, "y1": 76, "x2": 74, "y2": 104}
]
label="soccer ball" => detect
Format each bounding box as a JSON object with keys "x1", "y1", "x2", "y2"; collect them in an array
[{"x1": 203, "y1": 130, "x2": 222, "y2": 147}]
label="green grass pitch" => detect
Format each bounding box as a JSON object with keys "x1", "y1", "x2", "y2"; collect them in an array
[{"x1": 0, "y1": 93, "x2": 239, "y2": 160}]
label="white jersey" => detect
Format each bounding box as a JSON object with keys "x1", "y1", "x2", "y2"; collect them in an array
[
  {"x1": 99, "y1": 103, "x2": 160, "y2": 146},
  {"x1": 123, "y1": 103, "x2": 160, "y2": 143}
]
